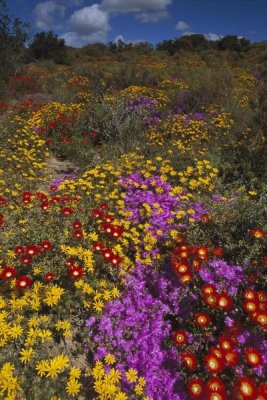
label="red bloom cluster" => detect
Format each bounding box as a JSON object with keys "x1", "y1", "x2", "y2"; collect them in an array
[
  {"x1": 92, "y1": 241, "x2": 122, "y2": 267},
  {"x1": 201, "y1": 284, "x2": 233, "y2": 311},
  {"x1": 171, "y1": 242, "x2": 222, "y2": 285},
  {"x1": 243, "y1": 289, "x2": 267, "y2": 330},
  {"x1": 64, "y1": 258, "x2": 84, "y2": 279}
]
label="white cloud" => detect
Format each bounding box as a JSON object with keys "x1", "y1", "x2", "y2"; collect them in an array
[
  {"x1": 34, "y1": 1, "x2": 65, "y2": 30},
  {"x1": 69, "y1": 4, "x2": 110, "y2": 36},
  {"x1": 60, "y1": 30, "x2": 107, "y2": 47},
  {"x1": 181, "y1": 31, "x2": 195, "y2": 36},
  {"x1": 100, "y1": 0, "x2": 172, "y2": 13},
  {"x1": 204, "y1": 33, "x2": 221, "y2": 41},
  {"x1": 135, "y1": 10, "x2": 169, "y2": 22},
  {"x1": 175, "y1": 20, "x2": 190, "y2": 31}
]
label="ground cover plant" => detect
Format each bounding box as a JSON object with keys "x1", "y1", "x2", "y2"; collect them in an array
[{"x1": 0, "y1": 32, "x2": 267, "y2": 400}]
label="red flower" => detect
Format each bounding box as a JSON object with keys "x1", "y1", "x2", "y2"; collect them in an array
[
  {"x1": 0, "y1": 266, "x2": 16, "y2": 280},
  {"x1": 73, "y1": 229, "x2": 84, "y2": 239},
  {"x1": 175, "y1": 261, "x2": 190, "y2": 274},
  {"x1": 101, "y1": 248, "x2": 113, "y2": 260},
  {"x1": 192, "y1": 258, "x2": 202, "y2": 271},
  {"x1": 69, "y1": 266, "x2": 84, "y2": 279},
  {"x1": 236, "y1": 376, "x2": 256, "y2": 399},
  {"x1": 218, "y1": 292, "x2": 233, "y2": 311},
  {"x1": 213, "y1": 247, "x2": 224, "y2": 257},
  {"x1": 173, "y1": 330, "x2": 188, "y2": 346},
  {"x1": 204, "y1": 293, "x2": 219, "y2": 308},
  {"x1": 100, "y1": 203, "x2": 109, "y2": 210},
  {"x1": 201, "y1": 214, "x2": 211, "y2": 223},
  {"x1": 40, "y1": 201, "x2": 50, "y2": 210},
  {"x1": 224, "y1": 350, "x2": 239, "y2": 367},
  {"x1": 218, "y1": 336, "x2": 235, "y2": 352},
  {"x1": 256, "y1": 312, "x2": 267, "y2": 328},
  {"x1": 179, "y1": 272, "x2": 193, "y2": 284},
  {"x1": 104, "y1": 214, "x2": 114, "y2": 223},
  {"x1": 204, "y1": 354, "x2": 224, "y2": 374},
  {"x1": 41, "y1": 241, "x2": 53, "y2": 251},
  {"x1": 93, "y1": 241, "x2": 105, "y2": 251},
  {"x1": 14, "y1": 245, "x2": 24, "y2": 255},
  {"x1": 64, "y1": 258, "x2": 75, "y2": 268},
  {"x1": 181, "y1": 352, "x2": 198, "y2": 371},
  {"x1": 251, "y1": 228, "x2": 266, "y2": 238},
  {"x1": 243, "y1": 300, "x2": 258, "y2": 314},
  {"x1": 187, "y1": 377, "x2": 205, "y2": 399},
  {"x1": 15, "y1": 275, "x2": 32, "y2": 289},
  {"x1": 245, "y1": 347, "x2": 263, "y2": 367},
  {"x1": 48, "y1": 120, "x2": 59, "y2": 128},
  {"x1": 258, "y1": 383, "x2": 267, "y2": 398},
  {"x1": 0, "y1": 214, "x2": 4, "y2": 227},
  {"x1": 244, "y1": 289, "x2": 257, "y2": 301},
  {"x1": 72, "y1": 220, "x2": 82, "y2": 229},
  {"x1": 194, "y1": 312, "x2": 211, "y2": 328},
  {"x1": 206, "y1": 377, "x2": 226, "y2": 394},
  {"x1": 111, "y1": 226, "x2": 124, "y2": 239},
  {"x1": 91, "y1": 208, "x2": 104, "y2": 219},
  {"x1": 25, "y1": 245, "x2": 40, "y2": 256},
  {"x1": 20, "y1": 255, "x2": 33, "y2": 265},
  {"x1": 101, "y1": 223, "x2": 114, "y2": 234},
  {"x1": 44, "y1": 273, "x2": 56, "y2": 282},
  {"x1": 61, "y1": 207, "x2": 73, "y2": 215},
  {"x1": 110, "y1": 254, "x2": 122, "y2": 266},
  {"x1": 196, "y1": 246, "x2": 209, "y2": 261},
  {"x1": 206, "y1": 392, "x2": 227, "y2": 400},
  {"x1": 210, "y1": 346, "x2": 224, "y2": 361},
  {"x1": 22, "y1": 193, "x2": 32, "y2": 204},
  {"x1": 0, "y1": 196, "x2": 7, "y2": 206},
  {"x1": 202, "y1": 284, "x2": 216, "y2": 295}
]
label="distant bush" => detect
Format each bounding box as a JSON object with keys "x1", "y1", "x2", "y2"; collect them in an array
[{"x1": 29, "y1": 31, "x2": 67, "y2": 64}]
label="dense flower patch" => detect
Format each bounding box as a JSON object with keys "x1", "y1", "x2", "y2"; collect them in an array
[{"x1": 0, "y1": 55, "x2": 266, "y2": 399}]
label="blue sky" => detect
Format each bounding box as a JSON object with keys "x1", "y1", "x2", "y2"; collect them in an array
[{"x1": 7, "y1": 0, "x2": 267, "y2": 47}]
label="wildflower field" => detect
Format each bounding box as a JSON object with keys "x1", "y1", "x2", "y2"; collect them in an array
[{"x1": 0, "y1": 50, "x2": 266, "y2": 400}]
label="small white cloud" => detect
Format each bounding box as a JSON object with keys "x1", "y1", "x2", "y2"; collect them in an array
[
  {"x1": 113, "y1": 34, "x2": 125, "y2": 43},
  {"x1": 100, "y1": 0, "x2": 172, "y2": 13},
  {"x1": 34, "y1": 1, "x2": 65, "y2": 30},
  {"x1": 60, "y1": 30, "x2": 107, "y2": 47},
  {"x1": 135, "y1": 10, "x2": 169, "y2": 22},
  {"x1": 181, "y1": 31, "x2": 195, "y2": 36},
  {"x1": 204, "y1": 32, "x2": 221, "y2": 41},
  {"x1": 69, "y1": 4, "x2": 110, "y2": 36},
  {"x1": 175, "y1": 20, "x2": 190, "y2": 31}
]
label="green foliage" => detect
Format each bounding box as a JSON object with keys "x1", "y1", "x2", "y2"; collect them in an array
[
  {"x1": 217, "y1": 35, "x2": 251, "y2": 52},
  {"x1": 29, "y1": 31, "x2": 67, "y2": 64},
  {"x1": 0, "y1": 0, "x2": 30, "y2": 84}
]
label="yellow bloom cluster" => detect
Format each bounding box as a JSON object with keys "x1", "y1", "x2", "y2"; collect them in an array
[
  {"x1": 92, "y1": 360, "x2": 149, "y2": 400},
  {"x1": 0, "y1": 115, "x2": 48, "y2": 196}
]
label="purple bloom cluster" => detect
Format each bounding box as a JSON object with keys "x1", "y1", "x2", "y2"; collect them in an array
[
  {"x1": 199, "y1": 259, "x2": 244, "y2": 295},
  {"x1": 50, "y1": 173, "x2": 77, "y2": 191},
  {"x1": 87, "y1": 263, "x2": 188, "y2": 400},
  {"x1": 127, "y1": 96, "x2": 158, "y2": 113},
  {"x1": 119, "y1": 172, "x2": 179, "y2": 240}
]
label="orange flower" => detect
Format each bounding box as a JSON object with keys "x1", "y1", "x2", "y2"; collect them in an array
[{"x1": 250, "y1": 228, "x2": 266, "y2": 238}]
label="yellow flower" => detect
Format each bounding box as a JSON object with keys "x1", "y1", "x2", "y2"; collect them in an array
[
  {"x1": 19, "y1": 347, "x2": 34, "y2": 363},
  {"x1": 134, "y1": 384, "x2": 144, "y2": 395},
  {"x1": 115, "y1": 393, "x2": 128, "y2": 400},
  {"x1": 104, "y1": 353, "x2": 116, "y2": 365},
  {"x1": 66, "y1": 378, "x2": 81, "y2": 396},
  {"x1": 125, "y1": 368, "x2": 138, "y2": 383},
  {"x1": 69, "y1": 366, "x2": 81, "y2": 379}
]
